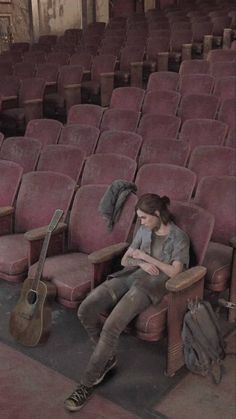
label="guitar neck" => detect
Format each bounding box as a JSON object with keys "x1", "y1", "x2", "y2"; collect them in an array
[{"x1": 31, "y1": 231, "x2": 52, "y2": 292}]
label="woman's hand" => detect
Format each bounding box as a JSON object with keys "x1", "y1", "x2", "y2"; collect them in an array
[
  {"x1": 139, "y1": 262, "x2": 160, "y2": 275},
  {"x1": 132, "y1": 249, "x2": 147, "y2": 260}
]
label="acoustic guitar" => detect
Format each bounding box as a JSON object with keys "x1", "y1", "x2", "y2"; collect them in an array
[{"x1": 9, "y1": 209, "x2": 63, "y2": 347}]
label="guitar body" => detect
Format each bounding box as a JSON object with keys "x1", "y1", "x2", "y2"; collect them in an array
[{"x1": 9, "y1": 277, "x2": 57, "y2": 347}]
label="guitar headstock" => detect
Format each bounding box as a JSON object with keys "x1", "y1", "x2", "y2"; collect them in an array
[{"x1": 47, "y1": 209, "x2": 64, "y2": 233}]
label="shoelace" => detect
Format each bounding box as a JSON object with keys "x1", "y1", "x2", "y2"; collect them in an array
[{"x1": 70, "y1": 385, "x2": 89, "y2": 403}]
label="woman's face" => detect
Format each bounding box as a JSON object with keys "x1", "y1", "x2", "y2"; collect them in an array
[{"x1": 136, "y1": 209, "x2": 161, "y2": 231}]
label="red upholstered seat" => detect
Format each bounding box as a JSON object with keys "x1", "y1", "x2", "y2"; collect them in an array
[
  {"x1": 0, "y1": 159, "x2": 23, "y2": 207},
  {"x1": 37, "y1": 144, "x2": 85, "y2": 182},
  {"x1": 0, "y1": 136, "x2": 41, "y2": 173},
  {"x1": 115, "y1": 46, "x2": 144, "y2": 87},
  {"x1": 194, "y1": 176, "x2": 236, "y2": 321},
  {"x1": 178, "y1": 74, "x2": 214, "y2": 96},
  {"x1": 179, "y1": 59, "x2": 210, "y2": 75},
  {"x1": 213, "y1": 76, "x2": 236, "y2": 101},
  {"x1": 59, "y1": 123, "x2": 100, "y2": 156},
  {"x1": 138, "y1": 137, "x2": 190, "y2": 168},
  {"x1": 0, "y1": 171, "x2": 75, "y2": 282},
  {"x1": 137, "y1": 113, "x2": 181, "y2": 141},
  {"x1": 142, "y1": 90, "x2": 180, "y2": 115},
  {"x1": 81, "y1": 153, "x2": 137, "y2": 186},
  {"x1": 25, "y1": 118, "x2": 63, "y2": 148},
  {"x1": 178, "y1": 93, "x2": 220, "y2": 122},
  {"x1": 96, "y1": 129, "x2": 142, "y2": 160},
  {"x1": 67, "y1": 104, "x2": 104, "y2": 127},
  {"x1": 13, "y1": 62, "x2": 36, "y2": 78},
  {"x1": 28, "y1": 184, "x2": 138, "y2": 307},
  {"x1": 100, "y1": 108, "x2": 140, "y2": 132},
  {"x1": 110, "y1": 87, "x2": 145, "y2": 112},
  {"x1": 147, "y1": 71, "x2": 179, "y2": 91},
  {"x1": 179, "y1": 118, "x2": 228, "y2": 153},
  {"x1": 135, "y1": 163, "x2": 196, "y2": 201},
  {"x1": 218, "y1": 98, "x2": 236, "y2": 131},
  {"x1": 207, "y1": 49, "x2": 236, "y2": 62}
]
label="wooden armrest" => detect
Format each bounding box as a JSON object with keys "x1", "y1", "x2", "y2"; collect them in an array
[
  {"x1": 24, "y1": 222, "x2": 67, "y2": 241},
  {"x1": 166, "y1": 266, "x2": 206, "y2": 292},
  {"x1": 83, "y1": 70, "x2": 91, "y2": 75},
  {"x1": 230, "y1": 236, "x2": 236, "y2": 248},
  {"x1": 23, "y1": 98, "x2": 43, "y2": 105},
  {"x1": 2, "y1": 95, "x2": 18, "y2": 101},
  {"x1": 0, "y1": 206, "x2": 14, "y2": 217},
  {"x1": 100, "y1": 72, "x2": 115, "y2": 77},
  {"x1": 88, "y1": 242, "x2": 129, "y2": 264},
  {"x1": 64, "y1": 83, "x2": 81, "y2": 89}
]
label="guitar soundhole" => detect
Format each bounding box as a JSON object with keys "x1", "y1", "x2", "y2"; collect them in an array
[{"x1": 27, "y1": 290, "x2": 38, "y2": 305}]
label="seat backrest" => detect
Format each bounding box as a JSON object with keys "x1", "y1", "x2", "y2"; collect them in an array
[
  {"x1": 119, "y1": 47, "x2": 144, "y2": 72},
  {"x1": 23, "y1": 51, "x2": 46, "y2": 64},
  {"x1": 188, "y1": 145, "x2": 236, "y2": 186},
  {"x1": 209, "y1": 61, "x2": 236, "y2": 79},
  {"x1": 39, "y1": 35, "x2": 57, "y2": 45},
  {"x1": 191, "y1": 21, "x2": 213, "y2": 42},
  {"x1": 57, "y1": 65, "x2": 84, "y2": 97},
  {"x1": 207, "y1": 49, "x2": 236, "y2": 63},
  {"x1": 217, "y1": 98, "x2": 236, "y2": 130},
  {"x1": 170, "y1": 29, "x2": 193, "y2": 52},
  {"x1": 0, "y1": 76, "x2": 20, "y2": 99},
  {"x1": 146, "y1": 36, "x2": 170, "y2": 57},
  {"x1": 25, "y1": 119, "x2": 63, "y2": 147},
  {"x1": 96, "y1": 130, "x2": 142, "y2": 160},
  {"x1": 100, "y1": 109, "x2": 140, "y2": 132},
  {"x1": 81, "y1": 153, "x2": 137, "y2": 186},
  {"x1": 137, "y1": 113, "x2": 181, "y2": 141},
  {"x1": 147, "y1": 71, "x2": 179, "y2": 91},
  {"x1": 179, "y1": 59, "x2": 210, "y2": 75},
  {"x1": 37, "y1": 144, "x2": 85, "y2": 183},
  {"x1": 0, "y1": 160, "x2": 23, "y2": 206},
  {"x1": 18, "y1": 77, "x2": 45, "y2": 106},
  {"x1": 213, "y1": 76, "x2": 236, "y2": 101},
  {"x1": 138, "y1": 137, "x2": 190, "y2": 168},
  {"x1": 0, "y1": 62, "x2": 13, "y2": 77},
  {"x1": 110, "y1": 87, "x2": 145, "y2": 112},
  {"x1": 178, "y1": 93, "x2": 220, "y2": 122},
  {"x1": 68, "y1": 184, "x2": 137, "y2": 254},
  {"x1": 170, "y1": 200, "x2": 214, "y2": 265},
  {"x1": 46, "y1": 51, "x2": 70, "y2": 65},
  {"x1": 15, "y1": 171, "x2": 75, "y2": 233},
  {"x1": 179, "y1": 118, "x2": 228, "y2": 152},
  {"x1": 13, "y1": 62, "x2": 36, "y2": 79},
  {"x1": 142, "y1": 90, "x2": 180, "y2": 115},
  {"x1": 194, "y1": 176, "x2": 236, "y2": 245},
  {"x1": 0, "y1": 136, "x2": 42, "y2": 173},
  {"x1": 69, "y1": 53, "x2": 92, "y2": 71},
  {"x1": 35, "y1": 63, "x2": 59, "y2": 83},
  {"x1": 135, "y1": 163, "x2": 196, "y2": 201},
  {"x1": 91, "y1": 54, "x2": 117, "y2": 82},
  {"x1": 178, "y1": 74, "x2": 214, "y2": 96},
  {"x1": 59, "y1": 124, "x2": 100, "y2": 156},
  {"x1": 211, "y1": 16, "x2": 232, "y2": 36},
  {"x1": 67, "y1": 104, "x2": 104, "y2": 127}
]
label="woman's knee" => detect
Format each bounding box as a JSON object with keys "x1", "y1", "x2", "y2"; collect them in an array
[{"x1": 77, "y1": 284, "x2": 110, "y2": 321}]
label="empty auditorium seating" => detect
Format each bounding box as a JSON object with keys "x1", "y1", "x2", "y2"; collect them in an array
[
  {"x1": 28, "y1": 184, "x2": 137, "y2": 307},
  {"x1": 23, "y1": 51, "x2": 46, "y2": 65},
  {"x1": 1, "y1": 77, "x2": 45, "y2": 132},
  {"x1": 147, "y1": 71, "x2": 179, "y2": 91},
  {"x1": 209, "y1": 61, "x2": 236, "y2": 79},
  {"x1": 178, "y1": 93, "x2": 220, "y2": 122},
  {"x1": 0, "y1": 171, "x2": 75, "y2": 282},
  {"x1": 194, "y1": 175, "x2": 236, "y2": 322},
  {"x1": 0, "y1": 160, "x2": 23, "y2": 210},
  {"x1": 67, "y1": 104, "x2": 104, "y2": 127},
  {"x1": 81, "y1": 54, "x2": 117, "y2": 106},
  {"x1": 35, "y1": 63, "x2": 59, "y2": 94},
  {"x1": 137, "y1": 113, "x2": 181, "y2": 141},
  {"x1": 13, "y1": 62, "x2": 36, "y2": 79},
  {"x1": 46, "y1": 51, "x2": 70, "y2": 66},
  {"x1": 0, "y1": 136, "x2": 41, "y2": 173},
  {"x1": 36, "y1": 144, "x2": 85, "y2": 183},
  {"x1": 110, "y1": 87, "x2": 145, "y2": 112},
  {"x1": 81, "y1": 153, "x2": 137, "y2": 186},
  {"x1": 179, "y1": 59, "x2": 210, "y2": 75},
  {"x1": 135, "y1": 163, "x2": 196, "y2": 201},
  {"x1": 115, "y1": 46, "x2": 145, "y2": 87},
  {"x1": 217, "y1": 98, "x2": 236, "y2": 131},
  {"x1": 178, "y1": 74, "x2": 214, "y2": 95},
  {"x1": 25, "y1": 119, "x2": 63, "y2": 148},
  {"x1": 100, "y1": 108, "x2": 140, "y2": 132},
  {"x1": 96, "y1": 130, "x2": 142, "y2": 160},
  {"x1": 179, "y1": 118, "x2": 228, "y2": 152},
  {"x1": 138, "y1": 137, "x2": 190, "y2": 168},
  {"x1": 0, "y1": 62, "x2": 13, "y2": 78},
  {"x1": 188, "y1": 145, "x2": 236, "y2": 188},
  {"x1": 207, "y1": 49, "x2": 236, "y2": 62},
  {"x1": 142, "y1": 90, "x2": 180, "y2": 115},
  {"x1": 213, "y1": 76, "x2": 236, "y2": 101},
  {"x1": 59, "y1": 124, "x2": 100, "y2": 156}
]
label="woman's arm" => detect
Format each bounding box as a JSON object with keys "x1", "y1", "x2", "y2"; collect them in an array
[
  {"x1": 132, "y1": 249, "x2": 183, "y2": 278},
  {"x1": 121, "y1": 247, "x2": 160, "y2": 275}
]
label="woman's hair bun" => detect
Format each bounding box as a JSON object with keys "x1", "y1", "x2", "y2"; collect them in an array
[{"x1": 161, "y1": 195, "x2": 170, "y2": 206}]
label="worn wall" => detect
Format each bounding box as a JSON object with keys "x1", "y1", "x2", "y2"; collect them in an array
[
  {"x1": 0, "y1": 0, "x2": 31, "y2": 42},
  {"x1": 38, "y1": 0, "x2": 81, "y2": 35}
]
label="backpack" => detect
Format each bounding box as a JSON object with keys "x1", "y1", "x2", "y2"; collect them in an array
[{"x1": 182, "y1": 299, "x2": 226, "y2": 384}]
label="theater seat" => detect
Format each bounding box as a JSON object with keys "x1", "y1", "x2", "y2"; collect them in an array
[{"x1": 0, "y1": 136, "x2": 42, "y2": 173}]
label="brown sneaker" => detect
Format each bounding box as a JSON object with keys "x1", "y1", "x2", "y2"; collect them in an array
[{"x1": 64, "y1": 383, "x2": 93, "y2": 412}]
